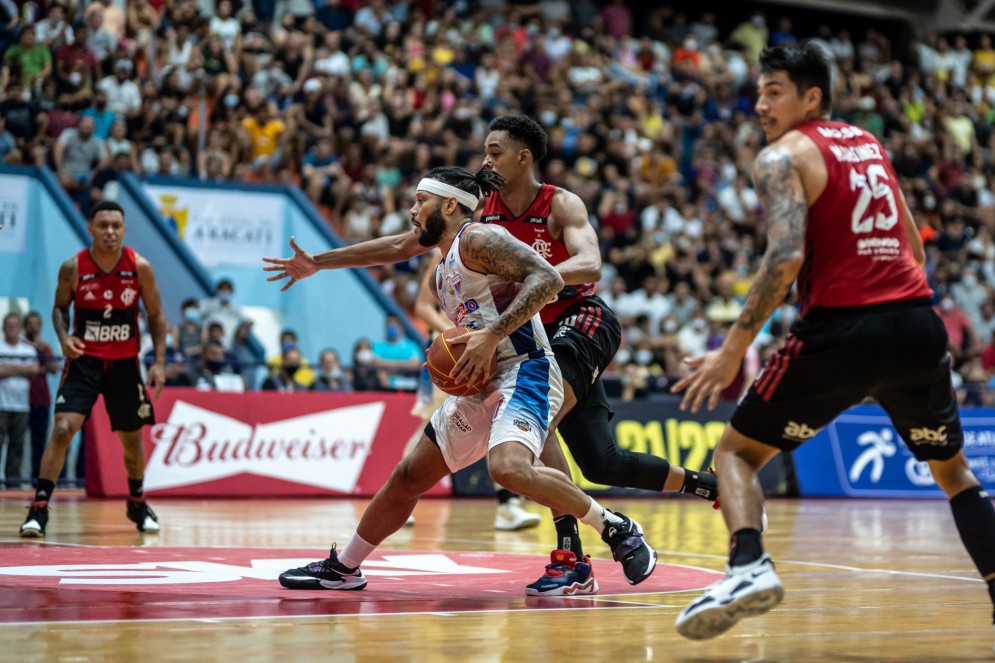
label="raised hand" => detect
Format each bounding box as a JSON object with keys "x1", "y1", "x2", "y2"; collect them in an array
[{"x1": 263, "y1": 236, "x2": 318, "y2": 292}]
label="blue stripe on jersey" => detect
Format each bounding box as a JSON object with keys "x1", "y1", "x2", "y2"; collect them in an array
[
  {"x1": 507, "y1": 323, "x2": 540, "y2": 357},
  {"x1": 506, "y1": 355, "x2": 552, "y2": 430}
]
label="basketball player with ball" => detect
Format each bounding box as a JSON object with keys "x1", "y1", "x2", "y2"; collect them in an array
[{"x1": 264, "y1": 166, "x2": 658, "y2": 592}]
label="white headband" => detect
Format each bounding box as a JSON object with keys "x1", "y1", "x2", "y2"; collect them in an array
[{"x1": 417, "y1": 178, "x2": 480, "y2": 211}]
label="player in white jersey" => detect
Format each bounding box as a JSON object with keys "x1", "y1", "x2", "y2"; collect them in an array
[{"x1": 265, "y1": 166, "x2": 658, "y2": 593}]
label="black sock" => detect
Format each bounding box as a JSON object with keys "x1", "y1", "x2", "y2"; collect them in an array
[
  {"x1": 682, "y1": 470, "x2": 719, "y2": 502},
  {"x1": 128, "y1": 479, "x2": 145, "y2": 499},
  {"x1": 950, "y1": 486, "x2": 995, "y2": 596},
  {"x1": 496, "y1": 489, "x2": 515, "y2": 504},
  {"x1": 35, "y1": 479, "x2": 55, "y2": 503},
  {"x1": 554, "y1": 515, "x2": 584, "y2": 559},
  {"x1": 729, "y1": 528, "x2": 764, "y2": 567}
]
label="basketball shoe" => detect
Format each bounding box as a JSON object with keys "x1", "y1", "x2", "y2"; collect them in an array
[
  {"x1": 675, "y1": 554, "x2": 784, "y2": 640},
  {"x1": 601, "y1": 511, "x2": 657, "y2": 585},
  {"x1": 493, "y1": 497, "x2": 541, "y2": 531},
  {"x1": 279, "y1": 544, "x2": 368, "y2": 590},
  {"x1": 19, "y1": 501, "x2": 48, "y2": 538},
  {"x1": 525, "y1": 549, "x2": 599, "y2": 596},
  {"x1": 127, "y1": 498, "x2": 161, "y2": 533}
]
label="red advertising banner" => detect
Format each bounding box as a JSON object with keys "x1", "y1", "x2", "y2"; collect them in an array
[{"x1": 85, "y1": 388, "x2": 450, "y2": 498}]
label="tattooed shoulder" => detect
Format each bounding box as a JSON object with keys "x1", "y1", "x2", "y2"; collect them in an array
[{"x1": 460, "y1": 224, "x2": 533, "y2": 281}]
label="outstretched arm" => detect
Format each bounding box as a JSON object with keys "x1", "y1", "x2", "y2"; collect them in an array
[
  {"x1": 263, "y1": 231, "x2": 432, "y2": 291},
  {"x1": 450, "y1": 224, "x2": 563, "y2": 385},
  {"x1": 672, "y1": 145, "x2": 807, "y2": 412}
]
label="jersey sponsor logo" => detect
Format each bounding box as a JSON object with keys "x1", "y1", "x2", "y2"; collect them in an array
[
  {"x1": 464, "y1": 299, "x2": 479, "y2": 312},
  {"x1": 120, "y1": 287, "x2": 138, "y2": 307},
  {"x1": 118, "y1": 270, "x2": 136, "y2": 277},
  {"x1": 143, "y1": 400, "x2": 384, "y2": 492},
  {"x1": 103, "y1": 289, "x2": 114, "y2": 300},
  {"x1": 513, "y1": 418, "x2": 532, "y2": 433},
  {"x1": 84, "y1": 291, "x2": 97, "y2": 301},
  {"x1": 482, "y1": 214, "x2": 504, "y2": 222},
  {"x1": 80, "y1": 273, "x2": 98, "y2": 282},
  {"x1": 83, "y1": 321, "x2": 132, "y2": 342},
  {"x1": 816, "y1": 125, "x2": 865, "y2": 140},
  {"x1": 532, "y1": 238, "x2": 553, "y2": 258},
  {"x1": 525, "y1": 216, "x2": 546, "y2": 224},
  {"x1": 782, "y1": 421, "x2": 818, "y2": 442},
  {"x1": 909, "y1": 425, "x2": 948, "y2": 446},
  {"x1": 449, "y1": 409, "x2": 472, "y2": 433}
]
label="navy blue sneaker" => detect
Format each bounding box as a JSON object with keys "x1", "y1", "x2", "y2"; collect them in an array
[
  {"x1": 525, "y1": 549, "x2": 599, "y2": 596},
  {"x1": 601, "y1": 511, "x2": 657, "y2": 585},
  {"x1": 279, "y1": 544, "x2": 367, "y2": 591}
]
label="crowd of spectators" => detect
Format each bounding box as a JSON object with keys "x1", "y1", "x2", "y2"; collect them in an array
[{"x1": 4, "y1": 0, "x2": 995, "y2": 405}]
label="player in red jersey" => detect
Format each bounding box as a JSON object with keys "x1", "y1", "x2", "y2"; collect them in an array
[
  {"x1": 673, "y1": 44, "x2": 995, "y2": 642},
  {"x1": 480, "y1": 115, "x2": 721, "y2": 594},
  {"x1": 20, "y1": 201, "x2": 167, "y2": 538}
]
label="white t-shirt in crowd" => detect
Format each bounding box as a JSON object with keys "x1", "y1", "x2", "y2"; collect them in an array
[{"x1": 0, "y1": 339, "x2": 37, "y2": 412}]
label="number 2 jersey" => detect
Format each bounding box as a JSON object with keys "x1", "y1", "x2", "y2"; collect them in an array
[
  {"x1": 792, "y1": 120, "x2": 932, "y2": 316},
  {"x1": 73, "y1": 246, "x2": 141, "y2": 359}
]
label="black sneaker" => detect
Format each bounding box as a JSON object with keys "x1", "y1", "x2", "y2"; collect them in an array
[
  {"x1": 19, "y1": 501, "x2": 48, "y2": 538},
  {"x1": 126, "y1": 499, "x2": 161, "y2": 533},
  {"x1": 601, "y1": 511, "x2": 657, "y2": 585},
  {"x1": 279, "y1": 544, "x2": 368, "y2": 590}
]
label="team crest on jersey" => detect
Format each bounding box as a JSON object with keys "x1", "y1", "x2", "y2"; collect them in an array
[
  {"x1": 532, "y1": 238, "x2": 553, "y2": 258},
  {"x1": 103, "y1": 290, "x2": 113, "y2": 300},
  {"x1": 464, "y1": 299, "x2": 479, "y2": 312},
  {"x1": 120, "y1": 288, "x2": 138, "y2": 306}
]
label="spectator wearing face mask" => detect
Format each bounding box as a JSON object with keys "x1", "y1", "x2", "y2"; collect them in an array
[
  {"x1": 200, "y1": 279, "x2": 246, "y2": 349},
  {"x1": 191, "y1": 340, "x2": 246, "y2": 392},
  {"x1": 265, "y1": 329, "x2": 315, "y2": 387},
  {"x1": 371, "y1": 314, "x2": 423, "y2": 391},
  {"x1": 262, "y1": 346, "x2": 307, "y2": 392},
  {"x1": 352, "y1": 338, "x2": 387, "y2": 392},
  {"x1": 311, "y1": 348, "x2": 351, "y2": 392},
  {"x1": 144, "y1": 324, "x2": 191, "y2": 387},
  {"x1": 178, "y1": 298, "x2": 204, "y2": 355},
  {"x1": 936, "y1": 294, "x2": 976, "y2": 367}
]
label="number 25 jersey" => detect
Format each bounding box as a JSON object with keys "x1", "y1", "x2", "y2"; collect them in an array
[
  {"x1": 792, "y1": 120, "x2": 931, "y2": 316},
  {"x1": 73, "y1": 246, "x2": 141, "y2": 359}
]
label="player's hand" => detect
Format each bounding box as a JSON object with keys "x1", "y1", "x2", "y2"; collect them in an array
[
  {"x1": 670, "y1": 349, "x2": 740, "y2": 413},
  {"x1": 147, "y1": 363, "x2": 166, "y2": 401},
  {"x1": 263, "y1": 236, "x2": 317, "y2": 291},
  {"x1": 449, "y1": 328, "x2": 499, "y2": 387},
  {"x1": 61, "y1": 336, "x2": 85, "y2": 360}
]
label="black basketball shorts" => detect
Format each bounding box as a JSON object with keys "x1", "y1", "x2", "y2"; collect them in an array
[
  {"x1": 543, "y1": 295, "x2": 622, "y2": 404},
  {"x1": 56, "y1": 354, "x2": 155, "y2": 431},
  {"x1": 730, "y1": 299, "x2": 962, "y2": 461}
]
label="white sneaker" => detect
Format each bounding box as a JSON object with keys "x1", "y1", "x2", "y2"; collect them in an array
[
  {"x1": 675, "y1": 554, "x2": 784, "y2": 640},
  {"x1": 493, "y1": 498, "x2": 541, "y2": 531}
]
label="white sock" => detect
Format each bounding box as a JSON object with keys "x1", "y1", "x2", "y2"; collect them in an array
[
  {"x1": 579, "y1": 498, "x2": 624, "y2": 532},
  {"x1": 338, "y1": 534, "x2": 376, "y2": 569}
]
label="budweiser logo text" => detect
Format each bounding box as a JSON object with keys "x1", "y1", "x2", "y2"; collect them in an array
[{"x1": 144, "y1": 400, "x2": 385, "y2": 492}]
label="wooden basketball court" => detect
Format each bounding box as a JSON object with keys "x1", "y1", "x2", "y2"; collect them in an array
[{"x1": 1, "y1": 490, "x2": 991, "y2": 662}]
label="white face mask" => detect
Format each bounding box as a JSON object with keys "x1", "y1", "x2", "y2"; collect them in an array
[
  {"x1": 635, "y1": 349, "x2": 654, "y2": 365},
  {"x1": 355, "y1": 349, "x2": 375, "y2": 363}
]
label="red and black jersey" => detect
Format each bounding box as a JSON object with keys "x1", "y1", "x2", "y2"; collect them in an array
[
  {"x1": 480, "y1": 183, "x2": 596, "y2": 324},
  {"x1": 73, "y1": 246, "x2": 141, "y2": 359},
  {"x1": 792, "y1": 120, "x2": 932, "y2": 316}
]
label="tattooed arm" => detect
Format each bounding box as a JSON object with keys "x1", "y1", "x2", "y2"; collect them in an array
[
  {"x1": 671, "y1": 144, "x2": 807, "y2": 412},
  {"x1": 449, "y1": 224, "x2": 564, "y2": 385}
]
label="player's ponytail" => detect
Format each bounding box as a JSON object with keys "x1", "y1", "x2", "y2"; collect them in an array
[{"x1": 474, "y1": 167, "x2": 506, "y2": 198}]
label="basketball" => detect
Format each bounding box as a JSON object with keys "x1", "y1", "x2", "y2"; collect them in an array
[{"x1": 425, "y1": 327, "x2": 498, "y2": 397}]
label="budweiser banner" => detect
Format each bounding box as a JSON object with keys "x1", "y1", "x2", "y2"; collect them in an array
[{"x1": 85, "y1": 388, "x2": 450, "y2": 498}]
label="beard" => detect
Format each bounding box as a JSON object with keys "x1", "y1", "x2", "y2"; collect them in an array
[{"x1": 416, "y1": 206, "x2": 447, "y2": 247}]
